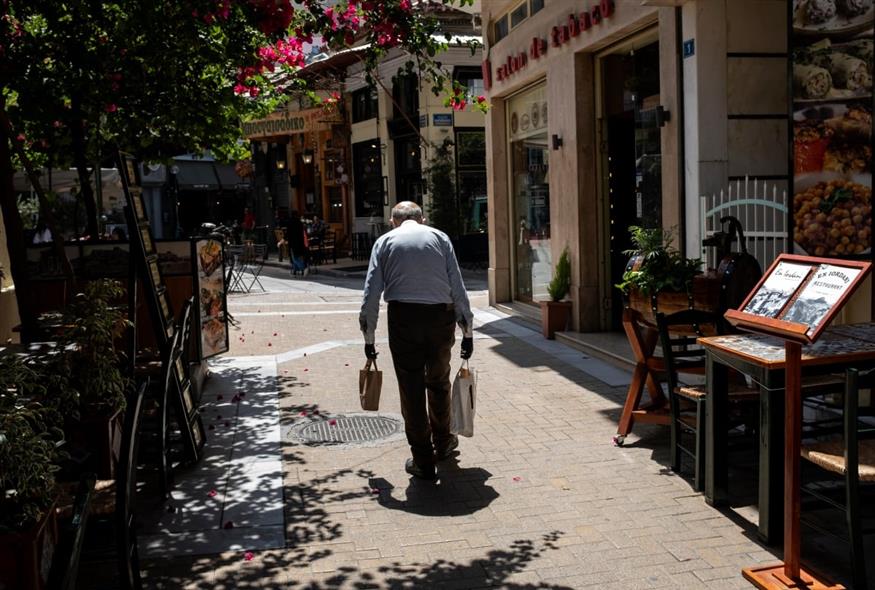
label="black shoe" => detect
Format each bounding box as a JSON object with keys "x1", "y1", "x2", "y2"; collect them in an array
[
  {"x1": 435, "y1": 435, "x2": 459, "y2": 461},
  {"x1": 405, "y1": 458, "x2": 437, "y2": 481}
]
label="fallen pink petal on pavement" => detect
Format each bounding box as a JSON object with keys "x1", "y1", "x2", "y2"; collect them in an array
[{"x1": 244, "y1": 551, "x2": 254, "y2": 561}]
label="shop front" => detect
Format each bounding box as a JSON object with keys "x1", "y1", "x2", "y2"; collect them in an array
[
  {"x1": 242, "y1": 103, "x2": 351, "y2": 246},
  {"x1": 483, "y1": 0, "x2": 680, "y2": 332}
]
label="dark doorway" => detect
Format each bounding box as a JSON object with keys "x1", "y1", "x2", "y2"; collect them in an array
[{"x1": 601, "y1": 39, "x2": 662, "y2": 330}]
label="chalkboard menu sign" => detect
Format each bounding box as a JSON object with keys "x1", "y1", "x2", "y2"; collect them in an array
[{"x1": 791, "y1": 1, "x2": 873, "y2": 259}]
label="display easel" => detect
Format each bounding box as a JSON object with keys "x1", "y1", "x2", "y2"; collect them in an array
[
  {"x1": 725, "y1": 254, "x2": 871, "y2": 590},
  {"x1": 118, "y1": 152, "x2": 205, "y2": 463}
]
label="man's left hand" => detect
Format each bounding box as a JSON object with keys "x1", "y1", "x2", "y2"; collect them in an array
[{"x1": 460, "y1": 337, "x2": 473, "y2": 360}]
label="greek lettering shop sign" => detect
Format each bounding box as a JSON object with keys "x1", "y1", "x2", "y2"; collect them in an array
[{"x1": 242, "y1": 107, "x2": 330, "y2": 140}]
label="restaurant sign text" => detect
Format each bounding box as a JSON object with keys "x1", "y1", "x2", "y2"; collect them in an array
[{"x1": 242, "y1": 106, "x2": 332, "y2": 140}]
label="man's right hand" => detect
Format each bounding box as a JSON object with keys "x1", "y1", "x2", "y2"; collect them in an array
[{"x1": 364, "y1": 344, "x2": 378, "y2": 360}]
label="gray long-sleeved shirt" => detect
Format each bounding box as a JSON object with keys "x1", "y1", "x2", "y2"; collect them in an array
[{"x1": 359, "y1": 220, "x2": 474, "y2": 344}]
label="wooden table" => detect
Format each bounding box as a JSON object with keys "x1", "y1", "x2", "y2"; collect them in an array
[
  {"x1": 701, "y1": 327, "x2": 875, "y2": 588},
  {"x1": 613, "y1": 308, "x2": 671, "y2": 445}
]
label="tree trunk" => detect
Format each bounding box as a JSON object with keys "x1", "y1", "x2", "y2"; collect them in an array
[{"x1": 70, "y1": 99, "x2": 99, "y2": 238}]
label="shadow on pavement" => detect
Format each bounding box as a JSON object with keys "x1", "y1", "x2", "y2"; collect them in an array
[
  {"x1": 143, "y1": 531, "x2": 575, "y2": 589},
  {"x1": 368, "y1": 464, "x2": 499, "y2": 516}
]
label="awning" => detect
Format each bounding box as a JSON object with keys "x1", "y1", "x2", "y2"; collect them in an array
[
  {"x1": 214, "y1": 163, "x2": 250, "y2": 190},
  {"x1": 173, "y1": 161, "x2": 220, "y2": 190}
]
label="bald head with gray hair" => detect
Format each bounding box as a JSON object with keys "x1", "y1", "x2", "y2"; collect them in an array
[{"x1": 391, "y1": 201, "x2": 424, "y2": 225}]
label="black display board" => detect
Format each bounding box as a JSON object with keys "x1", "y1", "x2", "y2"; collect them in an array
[{"x1": 118, "y1": 151, "x2": 205, "y2": 462}]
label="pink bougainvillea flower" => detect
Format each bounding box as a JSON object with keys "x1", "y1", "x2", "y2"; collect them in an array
[
  {"x1": 512, "y1": 476, "x2": 522, "y2": 482},
  {"x1": 299, "y1": 411, "x2": 307, "y2": 417},
  {"x1": 208, "y1": 489, "x2": 218, "y2": 497},
  {"x1": 399, "y1": 0, "x2": 411, "y2": 9},
  {"x1": 476, "y1": 95, "x2": 486, "y2": 103},
  {"x1": 234, "y1": 83, "x2": 246, "y2": 95},
  {"x1": 329, "y1": 419, "x2": 337, "y2": 426},
  {"x1": 105, "y1": 103, "x2": 118, "y2": 113},
  {"x1": 244, "y1": 551, "x2": 254, "y2": 561},
  {"x1": 224, "y1": 520, "x2": 234, "y2": 529}
]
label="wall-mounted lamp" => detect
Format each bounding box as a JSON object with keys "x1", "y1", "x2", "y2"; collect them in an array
[
  {"x1": 552, "y1": 134, "x2": 563, "y2": 150},
  {"x1": 302, "y1": 150, "x2": 314, "y2": 165},
  {"x1": 655, "y1": 105, "x2": 671, "y2": 127},
  {"x1": 276, "y1": 159, "x2": 286, "y2": 170}
]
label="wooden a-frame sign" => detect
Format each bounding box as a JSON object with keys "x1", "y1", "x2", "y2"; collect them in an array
[{"x1": 725, "y1": 253, "x2": 871, "y2": 344}]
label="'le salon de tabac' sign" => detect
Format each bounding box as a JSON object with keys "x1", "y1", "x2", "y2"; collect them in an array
[{"x1": 242, "y1": 105, "x2": 339, "y2": 140}]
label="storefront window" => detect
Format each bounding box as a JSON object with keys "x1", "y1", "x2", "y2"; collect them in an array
[
  {"x1": 351, "y1": 87, "x2": 378, "y2": 123},
  {"x1": 352, "y1": 141, "x2": 383, "y2": 217},
  {"x1": 456, "y1": 130, "x2": 487, "y2": 234},
  {"x1": 394, "y1": 135, "x2": 422, "y2": 204},
  {"x1": 508, "y1": 84, "x2": 550, "y2": 303}
]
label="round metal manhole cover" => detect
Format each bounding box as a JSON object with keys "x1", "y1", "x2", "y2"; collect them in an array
[{"x1": 286, "y1": 413, "x2": 406, "y2": 448}]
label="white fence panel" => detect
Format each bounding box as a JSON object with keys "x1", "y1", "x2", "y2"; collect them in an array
[{"x1": 700, "y1": 176, "x2": 788, "y2": 271}]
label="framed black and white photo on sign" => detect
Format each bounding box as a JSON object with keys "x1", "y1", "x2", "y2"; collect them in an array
[{"x1": 725, "y1": 253, "x2": 871, "y2": 343}]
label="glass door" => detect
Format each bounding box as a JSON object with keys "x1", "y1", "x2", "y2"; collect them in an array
[{"x1": 508, "y1": 84, "x2": 551, "y2": 303}]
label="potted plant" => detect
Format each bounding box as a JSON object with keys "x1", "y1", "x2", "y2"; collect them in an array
[
  {"x1": 0, "y1": 356, "x2": 65, "y2": 590},
  {"x1": 540, "y1": 247, "x2": 573, "y2": 339},
  {"x1": 616, "y1": 226, "x2": 719, "y2": 326},
  {"x1": 60, "y1": 279, "x2": 130, "y2": 478}
]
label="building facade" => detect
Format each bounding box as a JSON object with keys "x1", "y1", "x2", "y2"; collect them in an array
[{"x1": 482, "y1": 0, "x2": 872, "y2": 332}]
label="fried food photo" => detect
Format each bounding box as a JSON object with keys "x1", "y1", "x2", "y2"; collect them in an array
[{"x1": 794, "y1": 178, "x2": 872, "y2": 256}]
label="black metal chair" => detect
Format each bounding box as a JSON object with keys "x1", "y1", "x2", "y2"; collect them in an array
[
  {"x1": 801, "y1": 367, "x2": 875, "y2": 590},
  {"x1": 49, "y1": 475, "x2": 96, "y2": 590},
  {"x1": 656, "y1": 310, "x2": 758, "y2": 491},
  {"x1": 65, "y1": 380, "x2": 147, "y2": 590}
]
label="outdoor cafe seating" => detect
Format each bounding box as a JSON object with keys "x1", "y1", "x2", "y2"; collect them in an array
[{"x1": 227, "y1": 243, "x2": 267, "y2": 292}]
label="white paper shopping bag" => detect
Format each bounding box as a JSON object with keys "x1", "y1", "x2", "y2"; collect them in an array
[{"x1": 450, "y1": 361, "x2": 476, "y2": 437}]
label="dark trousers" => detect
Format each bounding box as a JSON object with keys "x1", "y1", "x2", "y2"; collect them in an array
[{"x1": 387, "y1": 301, "x2": 456, "y2": 468}]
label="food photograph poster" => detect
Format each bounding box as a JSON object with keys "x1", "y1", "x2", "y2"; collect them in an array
[
  {"x1": 792, "y1": 0, "x2": 873, "y2": 259},
  {"x1": 193, "y1": 238, "x2": 229, "y2": 359}
]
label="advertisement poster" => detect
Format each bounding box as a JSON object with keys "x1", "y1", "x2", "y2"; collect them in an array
[
  {"x1": 791, "y1": 1, "x2": 873, "y2": 258},
  {"x1": 192, "y1": 238, "x2": 229, "y2": 359}
]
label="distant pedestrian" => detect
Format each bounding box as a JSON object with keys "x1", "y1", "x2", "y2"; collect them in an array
[
  {"x1": 285, "y1": 210, "x2": 308, "y2": 276},
  {"x1": 241, "y1": 207, "x2": 256, "y2": 242},
  {"x1": 359, "y1": 201, "x2": 473, "y2": 481}
]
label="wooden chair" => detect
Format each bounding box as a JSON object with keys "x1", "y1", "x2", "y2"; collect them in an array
[
  {"x1": 801, "y1": 367, "x2": 875, "y2": 590},
  {"x1": 656, "y1": 310, "x2": 758, "y2": 491},
  {"x1": 321, "y1": 230, "x2": 336, "y2": 264},
  {"x1": 274, "y1": 228, "x2": 288, "y2": 262}
]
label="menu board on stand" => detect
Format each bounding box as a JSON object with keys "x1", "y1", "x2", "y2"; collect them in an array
[
  {"x1": 191, "y1": 238, "x2": 229, "y2": 359},
  {"x1": 118, "y1": 151, "x2": 205, "y2": 463}
]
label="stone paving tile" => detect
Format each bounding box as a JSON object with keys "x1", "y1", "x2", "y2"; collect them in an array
[{"x1": 132, "y1": 271, "x2": 856, "y2": 588}]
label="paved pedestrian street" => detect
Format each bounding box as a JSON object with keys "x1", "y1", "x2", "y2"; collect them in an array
[{"x1": 141, "y1": 267, "x2": 812, "y2": 589}]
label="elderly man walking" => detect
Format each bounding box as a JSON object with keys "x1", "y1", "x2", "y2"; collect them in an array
[{"x1": 360, "y1": 201, "x2": 474, "y2": 480}]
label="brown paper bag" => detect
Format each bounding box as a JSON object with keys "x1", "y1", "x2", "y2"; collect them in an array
[{"x1": 358, "y1": 359, "x2": 382, "y2": 411}]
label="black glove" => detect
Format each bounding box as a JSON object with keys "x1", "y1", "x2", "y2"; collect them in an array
[
  {"x1": 460, "y1": 337, "x2": 473, "y2": 360},
  {"x1": 364, "y1": 344, "x2": 378, "y2": 360}
]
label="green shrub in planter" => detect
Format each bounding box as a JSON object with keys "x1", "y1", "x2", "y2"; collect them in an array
[
  {"x1": 0, "y1": 357, "x2": 65, "y2": 532},
  {"x1": 547, "y1": 248, "x2": 571, "y2": 302},
  {"x1": 60, "y1": 279, "x2": 131, "y2": 416}
]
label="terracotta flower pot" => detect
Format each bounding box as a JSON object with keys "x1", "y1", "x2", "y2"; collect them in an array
[
  {"x1": 0, "y1": 500, "x2": 59, "y2": 590},
  {"x1": 540, "y1": 300, "x2": 572, "y2": 339}
]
